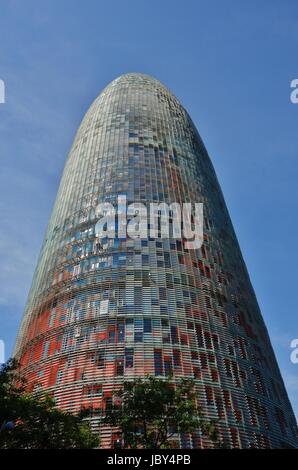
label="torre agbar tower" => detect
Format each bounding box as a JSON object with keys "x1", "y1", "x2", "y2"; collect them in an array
[{"x1": 15, "y1": 73, "x2": 297, "y2": 448}]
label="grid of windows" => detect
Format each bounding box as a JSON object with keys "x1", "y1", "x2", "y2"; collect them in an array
[{"x1": 14, "y1": 73, "x2": 298, "y2": 448}]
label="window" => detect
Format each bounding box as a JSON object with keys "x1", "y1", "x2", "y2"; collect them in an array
[
  {"x1": 173, "y1": 350, "x2": 181, "y2": 367},
  {"x1": 205, "y1": 386, "x2": 214, "y2": 405},
  {"x1": 143, "y1": 318, "x2": 152, "y2": 333},
  {"x1": 164, "y1": 357, "x2": 172, "y2": 376},
  {"x1": 134, "y1": 331, "x2": 143, "y2": 342},
  {"x1": 56, "y1": 369, "x2": 63, "y2": 384},
  {"x1": 171, "y1": 326, "x2": 179, "y2": 344},
  {"x1": 125, "y1": 348, "x2": 134, "y2": 368},
  {"x1": 48, "y1": 309, "x2": 56, "y2": 327},
  {"x1": 154, "y1": 349, "x2": 163, "y2": 376},
  {"x1": 116, "y1": 359, "x2": 124, "y2": 376},
  {"x1": 42, "y1": 341, "x2": 50, "y2": 358}
]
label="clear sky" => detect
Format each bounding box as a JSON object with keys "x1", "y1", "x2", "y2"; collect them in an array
[{"x1": 0, "y1": 0, "x2": 297, "y2": 417}]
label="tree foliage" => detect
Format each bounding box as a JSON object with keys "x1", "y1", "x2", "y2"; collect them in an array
[
  {"x1": 0, "y1": 359, "x2": 98, "y2": 449},
  {"x1": 104, "y1": 376, "x2": 221, "y2": 449}
]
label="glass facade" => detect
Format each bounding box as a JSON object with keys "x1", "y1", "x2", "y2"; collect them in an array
[{"x1": 14, "y1": 73, "x2": 298, "y2": 448}]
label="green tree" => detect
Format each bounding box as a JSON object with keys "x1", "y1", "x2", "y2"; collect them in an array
[
  {"x1": 0, "y1": 359, "x2": 98, "y2": 449},
  {"x1": 104, "y1": 376, "x2": 221, "y2": 449}
]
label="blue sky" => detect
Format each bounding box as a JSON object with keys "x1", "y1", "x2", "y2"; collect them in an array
[{"x1": 0, "y1": 0, "x2": 298, "y2": 417}]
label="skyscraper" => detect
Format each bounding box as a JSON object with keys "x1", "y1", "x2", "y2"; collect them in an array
[{"x1": 14, "y1": 73, "x2": 297, "y2": 448}]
